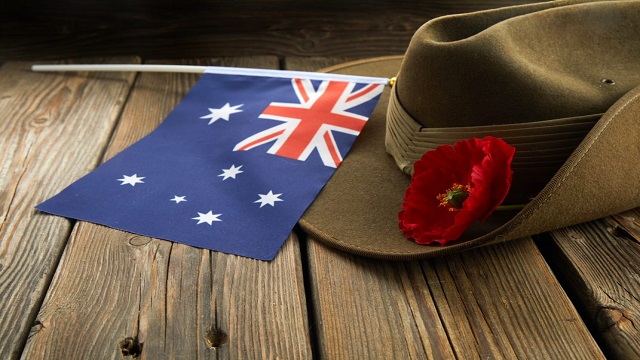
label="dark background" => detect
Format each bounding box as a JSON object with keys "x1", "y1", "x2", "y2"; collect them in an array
[{"x1": 0, "y1": 0, "x2": 538, "y2": 61}]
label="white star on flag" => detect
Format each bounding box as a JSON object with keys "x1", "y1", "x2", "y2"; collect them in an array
[
  {"x1": 192, "y1": 211, "x2": 222, "y2": 225},
  {"x1": 218, "y1": 164, "x2": 244, "y2": 180},
  {"x1": 118, "y1": 174, "x2": 145, "y2": 186},
  {"x1": 170, "y1": 195, "x2": 187, "y2": 204},
  {"x1": 255, "y1": 191, "x2": 283, "y2": 208},
  {"x1": 200, "y1": 103, "x2": 243, "y2": 124}
]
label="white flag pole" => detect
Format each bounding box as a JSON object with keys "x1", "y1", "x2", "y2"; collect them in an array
[
  {"x1": 31, "y1": 64, "x2": 209, "y2": 74},
  {"x1": 31, "y1": 64, "x2": 393, "y2": 85}
]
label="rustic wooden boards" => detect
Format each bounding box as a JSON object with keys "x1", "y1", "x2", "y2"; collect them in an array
[
  {"x1": 287, "y1": 57, "x2": 605, "y2": 359},
  {"x1": 307, "y1": 239, "x2": 605, "y2": 359},
  {"x1": 0, "y1": 57, "x2": 139, "y2": 359},
  {"x1": 4, "y1": 54, "x2": 639, "y2": 359},
  {"x1": 19, "y1": 57, "x2": 312, "y2": 359},
  {"x1": 543, "y1": 209, "x2": 640, "y2": 359}
]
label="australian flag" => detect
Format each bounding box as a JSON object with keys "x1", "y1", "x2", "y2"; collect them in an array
[{"x1": 37, "y1": 67, "x2": 387, "y2": 260}]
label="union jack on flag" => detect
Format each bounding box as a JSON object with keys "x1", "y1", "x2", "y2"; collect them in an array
[
  {"x1": 235, "y1": 78, "x2": 384, "y2": 168},
  {"x1": 37, "y1": 67, "x2": 387, "y2": 260}
]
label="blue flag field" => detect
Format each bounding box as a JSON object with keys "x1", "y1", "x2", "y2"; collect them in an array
[{"x1": 37, "y1": 67, "x2": 387, "y2": 260}]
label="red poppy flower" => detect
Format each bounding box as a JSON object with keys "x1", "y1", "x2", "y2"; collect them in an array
[{"x1": 399, "y1": 136, "x2": 515, "y2": 246}]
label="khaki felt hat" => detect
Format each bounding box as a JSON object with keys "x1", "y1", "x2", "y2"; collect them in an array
[{"x1": 299, "y1": 0, "x2": 640, "y2": 260}]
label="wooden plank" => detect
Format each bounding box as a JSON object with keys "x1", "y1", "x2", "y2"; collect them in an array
[
  {"x1": 0, "y1": 57, "x2": 139, "y2": 359},
  {"x1": 307, "y1": 238, "x2": 605, "y2": 359},
  {"x1": 542, "y1": 209, "x2": 640, "y2": 359},
  {"x1": 289, "y1": 56, "x2": 605, "y2": 359},
  {"x1": 21, "y1": 57, "x2": 313, "y2": 359},
  {"x1": 1, "y1": 0, "x2": 541, "y2": 61}
]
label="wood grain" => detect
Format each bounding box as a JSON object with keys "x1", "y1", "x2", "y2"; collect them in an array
[
  {"x1": 306, "y1": 238, "x2": 605, "y2": 359},
  {"x1": 1, "y1": 0, "x2": 541, "y2": 61},
  {"x1": 289, "y1": 57, "x2": 604, "y2": 359},
  {"x1": 0, "y1": 57, "x2": 138, "y2": 359},
  {"x1": 21, "y1": 57, "x2": 312, "y2": 359},
  {"x1": 543, "y1": 210, "x2": 640, "y2": 359}
]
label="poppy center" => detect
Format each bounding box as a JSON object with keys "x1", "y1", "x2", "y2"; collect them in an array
[{"x1": 437, "y1": 183, "x2": 471, "y2": 211}]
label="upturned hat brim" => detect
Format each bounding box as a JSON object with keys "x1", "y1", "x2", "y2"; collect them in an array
[{"x1": 299, "y1": 55, "x2": 640, "y2": 260}]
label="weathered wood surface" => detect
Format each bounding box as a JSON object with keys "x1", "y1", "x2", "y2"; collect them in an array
[
  {"x1": 0, "y1": 57, "x2": 139, "y2": 359},
  {"x1": 20, "y1": 57, "x2": 312, "y2": 359},
  {"x1": 543, "y1": 208, "x2": 640, "y2": 359},
  {"x1": 3, "y1": 53, "x2": 640, "y2": 359},
  {"x1": 288, "y1": 57, "x2": 605, "y2": 359},
  {"x1": 1, "y1": 0, "x2": 541, "y2": 61},
  {"x1": 307, "y1": 238, "x2": 606, "y2": 359}
]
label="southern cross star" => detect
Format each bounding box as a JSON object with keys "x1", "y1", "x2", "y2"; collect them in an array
[
  {"x1": 218, "y1": 164, "x2": 244, "y2": 180},
  {"x1": 170, "y1": 195, "x2": 187, "y2": 204},
  {"x1": 255, "y1": 190, "x2": 283, "y2": 208},
  {"x1": 118, "y1": 174, "x2": 145, "y2": 186},
  {"x1": 192, "y1": 211, "x2": 222, "y2": 225},
  {"x1": 200, "y1": 103, "x2": 243, "y2": 124}
]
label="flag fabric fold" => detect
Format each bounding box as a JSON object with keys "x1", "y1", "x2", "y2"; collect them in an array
[{"x1": 37, "y1": 67, "x2": 386, "y2": 260}]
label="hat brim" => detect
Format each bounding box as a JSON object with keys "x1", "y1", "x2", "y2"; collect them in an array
[{"x1": 299, "y1": 56, "x2": 640, "y2": 260}]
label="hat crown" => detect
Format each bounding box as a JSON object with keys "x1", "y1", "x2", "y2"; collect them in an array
[
  {"x1": 396, "y1": 0, "x2": 640, "y2": 128},
  {"x1": 387, "y1": 0, "x2": 640, "y2": 204}
]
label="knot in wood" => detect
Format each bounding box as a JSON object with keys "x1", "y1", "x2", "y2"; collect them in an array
[
  {"x1": 205, "y1": 326, "x2": 228, "y2": 349},
  {"x1": 567, "y1": 231, "x2": 584, "y2": 242},
  {"x1": 596, "y1": 306, "x2": 632, "y2": 331},
  {"x1": 607, "y1": 224, "x2": 635, "y2": 243},
  {"x1": 29, "y1": 117, "x2": 52, "y2": 128},
  {"x1": 119, "y1": 336, "x2": 142, "y2": 358},
  {"x1": 128, "y1": 235, "x2": 151, "y2": 247}
]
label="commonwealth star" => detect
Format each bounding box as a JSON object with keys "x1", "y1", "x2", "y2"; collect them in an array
[{"x1": 200, "y1": 103, "x2": 243, "y2": 124}]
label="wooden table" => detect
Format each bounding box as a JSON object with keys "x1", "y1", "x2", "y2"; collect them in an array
[{"x1": 2, "y1": 2, "x2": 640, "y2": 359}]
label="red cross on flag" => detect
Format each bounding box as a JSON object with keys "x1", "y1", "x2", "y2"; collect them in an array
[{"x1": 234, "y1": 78, "x2": 384, "y2": 168}]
